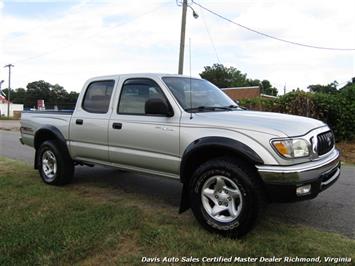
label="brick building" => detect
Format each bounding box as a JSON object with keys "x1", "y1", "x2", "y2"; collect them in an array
[{"x1": 221, "y1": 86, "x2": 261, "y2": 101}]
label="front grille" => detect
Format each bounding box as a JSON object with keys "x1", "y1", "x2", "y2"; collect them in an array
[{"x1": 317, "y1": 131, "x2": 334, "y2": 156}]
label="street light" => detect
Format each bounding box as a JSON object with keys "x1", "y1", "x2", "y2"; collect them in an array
[{"x1": 190, "y1": 6, "x2": 199, "y2": 19}]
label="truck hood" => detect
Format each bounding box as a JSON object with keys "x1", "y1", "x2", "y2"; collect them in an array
[{"x1": 194, "y1": 110, "x2": 326, "y2": 137}]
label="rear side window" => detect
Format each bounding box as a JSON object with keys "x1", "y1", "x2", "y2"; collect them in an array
[
  {"x1": 82, "y1": 80, "x2": 114, "y2": 113},
  {"x1": 118, "y1": 78, "x2": 168, "y2": 115}
]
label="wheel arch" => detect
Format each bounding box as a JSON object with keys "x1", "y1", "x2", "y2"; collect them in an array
[
  {"x1": 179, "y1": 136, "x2": 264, "y2": 213},
  {"x1": 180, "y1": 137, "x2": 263, "y2": 184},
  {"x1": 33, "y1": 125, "x2": 71, "y2": 169}
]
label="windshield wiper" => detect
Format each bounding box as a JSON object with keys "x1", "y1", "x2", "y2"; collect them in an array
[
  {"x1": 185, "y1": 106, "x2": 234, "y2": 112},
  {"x1": 225, "y1": 105, "x2": 239, "y2": 109}
]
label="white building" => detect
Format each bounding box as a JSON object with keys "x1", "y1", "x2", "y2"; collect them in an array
[{"x1": 0, "y1": 95, "x2": 24, "y2": 117}]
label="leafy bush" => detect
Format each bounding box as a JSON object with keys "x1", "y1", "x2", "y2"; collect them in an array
[{"x1": 239, "y1": 86, "x2": 355, "y2": 141}]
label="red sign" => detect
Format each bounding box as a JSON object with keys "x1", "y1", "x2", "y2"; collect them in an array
[{"x1": 37, "y1": 99, "x2": 45, "y2": 109}]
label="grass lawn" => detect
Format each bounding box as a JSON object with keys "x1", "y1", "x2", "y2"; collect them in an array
[
  {"x1": 338, "y1": 141, "x2": 355, "y2": 165},
  {"x1": 0, "y1": 117, "x2": 17, "y2": 120},
  {"x1": 0, "y1": 157, "x2": 354, "y2": 265}
]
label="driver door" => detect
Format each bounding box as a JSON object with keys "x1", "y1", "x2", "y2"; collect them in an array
[{"x1": 108, "y1": 77, "x2": 181, "y2": 176}]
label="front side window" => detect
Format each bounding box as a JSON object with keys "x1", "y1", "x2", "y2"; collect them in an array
[
  {"x1": 82, "y1": 80, "x2": 114, "y2": 113},
  {"x1": 162, "y1": 77, "x2": 237, "y2": 112},
  {"x1": 118, "y1": 78, "x2": 168, "y2": 115}
]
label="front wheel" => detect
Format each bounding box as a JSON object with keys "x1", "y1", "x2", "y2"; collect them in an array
[
  {"x1": 189, "y1": 157, "x2": 264, "y2": 238},
  {"x1": 37, "y1": 140, "x2": 74, "y2": 185}
]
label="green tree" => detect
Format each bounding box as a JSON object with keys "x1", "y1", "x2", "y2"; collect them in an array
[
  {"x1": 0, "y1": 88, "x2": 29, "y2": 103},
  {"x1": 308, "y1": 81, "x2": 338, "y2": 94},
  {"x1": 260, "y1": 80, "x2": 278, "y2": 96},
  {"x1": 3, "y1": 81, "x2": 79, "y2": 109},
  {"x1": 56, "y1": 89, "x2": 79, "y2": 110},
  {"x1": 67, "y1": 91, "x2": 79, "y2": 106},
  {"x1": 200, "y1": 63, "x2": 278, "y2": 96},
  {"x1": 25, "y1": 80, "x2": 51, "y2": 108},
  {"x1": 199, "y1": 63, "x2": 248, "y2": 88},
  {"x1": 1, "y1": 88, "x2": 10, "y2": 100},
  {"x1": 11, "y1": 88, "x2": 26, "y2": 104},
  {"x1": 48, "y1": 84, "x2": 68, "y2": 108}
]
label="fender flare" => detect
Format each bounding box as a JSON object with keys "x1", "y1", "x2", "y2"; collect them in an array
[
  {"x1": 33, "y1": 125, "x2": 70, "y2": 169},
  {"x1": 180, "y1": 136, "x2": 263, "y2": 183}
]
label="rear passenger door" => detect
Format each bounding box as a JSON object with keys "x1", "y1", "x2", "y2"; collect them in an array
[
  {"x1": 108, "y1": 78, "x2": 181, "y2": 176},
  {"x1": 69, "y1": 79, "x2": 115, "y2": 162}
]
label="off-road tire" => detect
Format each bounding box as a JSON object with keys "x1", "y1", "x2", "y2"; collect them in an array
[
  {"x1": 37, "y1": 140, "x2": 74, "y2": 185},
  {"x1": 189, "y1": 157, "x2": 264, "y2": 238}
]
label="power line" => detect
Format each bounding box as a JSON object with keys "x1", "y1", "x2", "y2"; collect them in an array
[
  {"x1": 192, "y1": 1, "x2": 355, "y2": 51},
  {"x1": 199, "y1": 6, "x2": 221, "y2": 63}
]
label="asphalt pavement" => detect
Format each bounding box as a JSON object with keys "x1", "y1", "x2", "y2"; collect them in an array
[{"x1": 0, "y1": 129, "x2": 354, "y2": 238}]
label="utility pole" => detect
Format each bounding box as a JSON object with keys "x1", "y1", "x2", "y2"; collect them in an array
[
  {"x1": 178, "y1": 0, "x2": 188, "y2": 74},
  {"x1": 4, "y1": 64, "x2": 14, "y2": 118}
]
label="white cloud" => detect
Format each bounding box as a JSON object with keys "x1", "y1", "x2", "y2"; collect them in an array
[{"x1": 0, "y1": 0, "x2": 354, "y2": 93}]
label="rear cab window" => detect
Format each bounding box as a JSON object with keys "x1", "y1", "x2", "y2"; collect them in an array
[{"x1": 82, "y1": 80, "x2": 115, "y2": 113}]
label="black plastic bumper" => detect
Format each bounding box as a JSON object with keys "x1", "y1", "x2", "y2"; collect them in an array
[
  {"x1": 257, "y1": 149, "x2": 341, "y2": 202},
  {"x1": 264, "y1": 162, "x2": 340, "y2": 202}
]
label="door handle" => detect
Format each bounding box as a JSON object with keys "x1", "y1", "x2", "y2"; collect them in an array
[
  {"x1": 76, "y1": 119, "x2": 83, "y2": 125},
  {"x1": 112, "y1": 122, "x2": 122, "y2": 130}
]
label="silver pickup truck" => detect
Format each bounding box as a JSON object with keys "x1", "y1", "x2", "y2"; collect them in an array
[{"x1": 20, "y1": 73, "x2": 340, "y2": 237}]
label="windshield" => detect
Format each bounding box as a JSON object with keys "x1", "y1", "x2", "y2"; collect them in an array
[{"x1": 162, "y1": 77, "x2": 237, "y2": 112}]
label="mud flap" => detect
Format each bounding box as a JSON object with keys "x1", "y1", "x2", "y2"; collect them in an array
[
  {"x1": 179, "y1": 182, "x2": 190, "y2": 213},
  {"x1": 34, "y1": 149, "x2": 38, "y2": 169}
]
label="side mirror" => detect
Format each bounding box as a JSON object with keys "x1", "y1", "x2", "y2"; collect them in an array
[{"x1": 145, "y1": 98, "x2": 173, "y2": 117}]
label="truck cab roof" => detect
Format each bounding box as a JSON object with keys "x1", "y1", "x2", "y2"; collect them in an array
[{"x1": 85, "y1": 73, "x2": 201, "y2": 83}]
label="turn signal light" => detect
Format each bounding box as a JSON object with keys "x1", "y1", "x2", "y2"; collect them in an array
[{"x1": 273, "y1": 141, "x2": 290, "y2": 157}]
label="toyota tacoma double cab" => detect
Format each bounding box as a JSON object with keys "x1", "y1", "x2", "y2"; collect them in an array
[{"x1": 20, "y1": 73, "x2": 340, "y2": 237}]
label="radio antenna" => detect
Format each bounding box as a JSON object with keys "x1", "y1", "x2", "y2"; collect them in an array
[{"x1": 189, "y1": 37, "x2": 193, "y2": 119}]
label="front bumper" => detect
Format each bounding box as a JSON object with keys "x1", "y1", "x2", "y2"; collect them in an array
[{"x1": 257, "y1": 149, "x2": 341, "y2": 202}]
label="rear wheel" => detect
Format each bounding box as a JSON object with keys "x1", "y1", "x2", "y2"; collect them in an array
[
  {"x1": 37, "y1": 140, "x2": 74, "y2": 185},
  {"x1": 189, "y1": 157, "x2": 264, "y2": 238}
]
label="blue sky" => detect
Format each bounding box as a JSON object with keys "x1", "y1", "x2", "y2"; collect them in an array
[
  {"x1": 3, "y1": 1, "x2": 74, "y2": 18},
  {"x1": 0, "y1": 0, "x2": 354, "y2": 92}
]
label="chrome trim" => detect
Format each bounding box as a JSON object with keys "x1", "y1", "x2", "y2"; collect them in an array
[
  {"x1": 270, "y1": 138, "x2": 311, "y2": 159},
  {"x1": 257, "y1": 149, "x2": 340, "y2": 183},
  {"x1": 257, "y1": 149, "x2": 339, "y2": 174},
  {"x1": 321, "y1": 167, "x2": 340, "y2": 186},
  {"x1": 304, "y1": 127, "x2": 335, "y2": 160}
]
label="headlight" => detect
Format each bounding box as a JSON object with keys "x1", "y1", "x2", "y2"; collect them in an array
[{"x1": 271, "y1": 138, "x2": 310, "y2": 158}]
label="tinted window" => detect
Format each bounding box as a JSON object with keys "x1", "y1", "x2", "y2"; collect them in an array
[
  {"x1": 118, "y1": 78, "x2": 167, "y2": 115},
  {"x1": 162, "y1": 77, "x2": 235, "y2": 111},
  {"x1": 82, "y1": 80, "x2": 114, "y2": 113}
]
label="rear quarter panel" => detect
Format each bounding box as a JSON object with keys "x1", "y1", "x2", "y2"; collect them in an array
[{"x1": 20, "y1": 111, "x2": 72, "y2": 147}]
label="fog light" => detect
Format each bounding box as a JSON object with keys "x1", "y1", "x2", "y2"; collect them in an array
[{"x1": 296, "y1": 184, "x2": 311, "y2": 196}]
